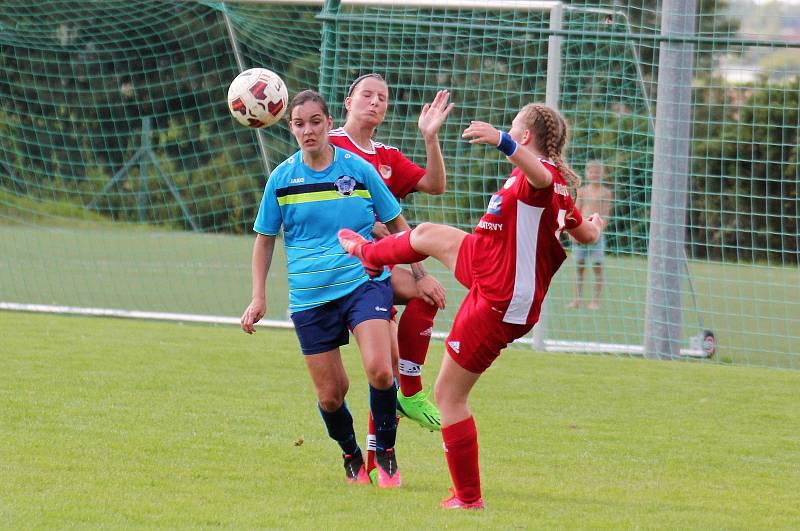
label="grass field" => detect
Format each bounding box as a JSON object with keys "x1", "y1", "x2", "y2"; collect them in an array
[
  {"x1": 2, "y1": 311, "x2": 799, "y2": 528},
  {"x1": 2, "y1": 220, "x2": 798, "y2": 368}
]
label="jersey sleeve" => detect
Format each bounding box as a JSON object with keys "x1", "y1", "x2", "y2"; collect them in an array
[
  {"x1": 253, "y1": 170, "x2": 282, "y2": 236},
  {"x1": 363, "y1": 164, "x2": 402, "y2": 223},
  {"x1": 564, "y1": 196, "x2": 583, "y2": 230},
  {"x1": 386, "y1": 149, "x2": 425, "y2": 200}
]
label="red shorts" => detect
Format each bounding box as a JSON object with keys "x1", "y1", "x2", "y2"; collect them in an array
[{"x1": 445, "y1": 236, "x2": 534, "y2": 373}]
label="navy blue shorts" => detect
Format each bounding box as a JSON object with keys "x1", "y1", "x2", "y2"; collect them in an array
[{"x1": 290, "y1": 278, "x2": 393, "y2": 355}]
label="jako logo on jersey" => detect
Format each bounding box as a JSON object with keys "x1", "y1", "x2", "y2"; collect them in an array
[
  {"x1": 504, "y1": 176, "x2": 517, "y2": 189},
  {"x1": 554, "y1": 182, "x2": 570, "y2": 197},
  {"x1": 290, "y1": 177, "x2": 304, "y2": 184},
  {"x1": 487, "y1": 194, "x2": 502, "y2": 215},
  {"x1": 378, "y1": 165, "x2": 392, "y2": 180},
  {"x1": 334, "y1": 175, "x2": 357, "y2": 196},
  {"x1": 447, "y1": 340, "x2": 460, "y2": 354}
]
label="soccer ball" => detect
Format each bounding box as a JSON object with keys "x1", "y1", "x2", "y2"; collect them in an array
[{"x1": 227, "y1": 68, "x2": 288, "y2": 128}]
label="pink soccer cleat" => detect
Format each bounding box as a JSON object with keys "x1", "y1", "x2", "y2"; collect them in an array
[
  {"x1": 375, "y1": 448, "x2": 401, "y2": 488},
  {"x1": 343, "y1": 452, "x2": 371, "y2": 485},
  {"x1": 440, "y1": 488, "x2": 485, "y2": 510},
  {"x1": 337, "y1": 229, "x2": 382, "y2": 277}
]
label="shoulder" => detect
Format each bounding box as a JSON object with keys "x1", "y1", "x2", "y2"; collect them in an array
[
  {"x1": 335, "y1": 147, "x2": 376, "y2": 174},
  {"x1": 372, "y1": 139, "x2": 401, "y2": 154},
  {"x1": 268, "y1": 152, "x2": 301, "y2": 185}
]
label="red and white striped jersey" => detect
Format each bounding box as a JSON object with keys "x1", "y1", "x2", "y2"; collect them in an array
[
  {"x1": 470, "y1": 160, "x2": 582, "y2": 325},
  {"x1": 329, "y1": 127, "x2": 425, "y2": 200}
]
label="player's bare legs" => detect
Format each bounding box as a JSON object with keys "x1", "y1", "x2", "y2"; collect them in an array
[
  {"x1": 407, "y1": 223, "x2": 467, "y2": 273},
  {"x1": 434, "y1": 353, "x2": 485, "y2": 509},
  {"x1": 568, "y1": 262, "x2": 586, "y2": 308},
  {"x1": 304, "y1": 348, "x2": 370, "y2": 484},
  {"x1": 589, "y1": 263, "x2": 603, "y2": 310}
]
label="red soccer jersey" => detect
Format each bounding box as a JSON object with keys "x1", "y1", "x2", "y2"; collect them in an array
[
  {"x1": 329, "y1": 127, "x2": 425, "y2": 200},
  {"x1": 469, "y1": 160, "x2": 582, "y2": 326}
]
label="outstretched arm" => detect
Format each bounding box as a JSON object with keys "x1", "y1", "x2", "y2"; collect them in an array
[
  {"x1": 241, "y1": 234, "x2": 276, "y2": 334},
  {"x1": 414, "y1": 90, "x2": 455, "y2": 195},
  {"x1": 462, "y1": 120, "x2": 552, "y2": 189}
]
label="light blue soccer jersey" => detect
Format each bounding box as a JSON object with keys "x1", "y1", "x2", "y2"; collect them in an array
[{"x1": 254, "y1": 146, "x2": 402, "y2": 312}]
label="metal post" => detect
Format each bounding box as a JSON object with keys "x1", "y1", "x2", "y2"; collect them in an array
[
  {"x1": 644, "y1": 0, "x2": 696, "y2": 359},
  {"x1": 531, "y1": 2, "x2": 563, "y2": 350},
  {"x1": 221, "y1": 1, "x2": 273, "y2": 179},
  {"x1": 318, "y1": 0, "x2": 342, "y2": 103}
]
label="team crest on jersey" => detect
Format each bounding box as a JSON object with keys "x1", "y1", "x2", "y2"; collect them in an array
[
  {"x1": 334, "y1": 175, "x2": 357, "y2": 196},
  {"x1": 378, "y1": 164, "x2": 392, "y2": 180},
  {"x1": 487, "y1": 194, "x2": 502, "y2": 215}
]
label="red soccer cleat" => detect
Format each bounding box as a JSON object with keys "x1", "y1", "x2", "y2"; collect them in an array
[
  {"x1": 337, "y1": 229, "x2": 382, "y2": 278},
  {"x1": 440, "y1": 488, "x2": 485, "y2": 510}
]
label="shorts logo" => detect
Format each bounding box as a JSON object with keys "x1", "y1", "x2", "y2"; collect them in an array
[
  {"x1": 375, "y1": 306, "x2": 388, "y2": 312},
  {"x1": 334, "y1": 175, "x2": 357, "y2": 196},
  {"x1": 487, "y1": 194, "x2": 502, "y2": 215},
  {"x1": 420, "y1": 326, "x2": 433, "y2": 337},
  {"x1": 447, "y1": 340, "x2": 461, "y2": 354},
  {"x1": 379, "y1": 165, "x2": 392, "y2": 180}
]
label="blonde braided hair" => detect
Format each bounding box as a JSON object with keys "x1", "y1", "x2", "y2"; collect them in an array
[{"x1": 518, "y1": 103, "x2": 581, "y2": 190}]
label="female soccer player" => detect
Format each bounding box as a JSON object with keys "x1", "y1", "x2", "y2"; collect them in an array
[
  {"x1": 330, "y1": 73, "x2": 453, "y2": 479},
  {"x1": 338, "y1": 103, "x2": 606, "y2": 508},
  {"x1": 240, "y1": 90, "x2": 414, "y2": 488},
  {"x1": 330, "y1": 73, "x2": 453, "y2": 422}
]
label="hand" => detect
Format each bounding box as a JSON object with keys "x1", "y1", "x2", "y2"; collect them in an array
[
  {"x1": 371, "y1": 221, "x2": 391, "y2": 240},
  {"x1": 462, "y1": 121, "x2": 501, "y2": 146},
  {"x1": 587, "y1": 212, "x2": 606, "y2": 231},
  {"x1": 415, "y1": 274, "x2": 446, "y2": 309},
  {"x1": 418, "y1": 89, "x2": 455, "y2": 140},
  {"x1": 241, "y1": 298, "x2": 266, "y2": 334}
]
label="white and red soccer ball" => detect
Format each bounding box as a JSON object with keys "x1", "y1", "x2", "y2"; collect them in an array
[{"x1": 227, "y1": 68, "x2": 288, "y2": 128}]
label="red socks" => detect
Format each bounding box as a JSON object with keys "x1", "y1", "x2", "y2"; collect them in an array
[
  {"x1": 366, "y1": 412, "x2": 376, "y2": 474},
  {"x1": 397, "y1": 298, "x2": 438, "y2": 397},
  {"x1": 442, "y1": 416, "x2": 481, "y2": 503},
  {"x1": 362, "y1": 230, "x2": 427, "y2": 266}
]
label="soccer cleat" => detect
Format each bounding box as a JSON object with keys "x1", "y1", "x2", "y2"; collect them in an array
[
  {"x1": 397, "y1": 388, "x2": 441, "y2": 432},
  {"x1": 337, "y1": 229, "x2": 382, "y2": 277},
  {"x1": 343, "y1": 452, "x2": 371, "y2": 485},
  {"x1": 375, "y1": 448, "x2": 401, "y2": 488},
  {"x1": 440, "y1": 488, "x2": 486, "y2": 510}
]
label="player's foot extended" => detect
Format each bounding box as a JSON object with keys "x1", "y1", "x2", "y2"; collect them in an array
[
  {"x1": 337, "y1": 229, "x2": 382, "y2": 277},
  {"x1": 397, "y1": 388, "x2": 441, "y2": 432},
  {"x1": 375, "y1": 448, "x2": 401, "y2": 488},
  {"x1": 566, "y1": 299, "x2": 581, "y2": 309},
  {"x1": 440, "y1": 488, "x2": 486, "y2": 510},
  {"x1": 343, "y1": 452, "x2": 371, "y2": 485}
]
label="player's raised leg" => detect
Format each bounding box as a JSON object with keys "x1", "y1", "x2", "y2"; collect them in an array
[{"x1": 338, "y1": 222, "x2": 467, "y2": 275}]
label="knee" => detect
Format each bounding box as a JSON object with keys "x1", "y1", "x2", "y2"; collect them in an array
[
  {"x1": 366, "y1": 366, "x2": 394, "y2": 390},
  {"x1": 316, "y1": 381, "x2": 348, "y2": 412},
  {"x1": 318, "y1": 394, "x2": 345, "y2": 413}
]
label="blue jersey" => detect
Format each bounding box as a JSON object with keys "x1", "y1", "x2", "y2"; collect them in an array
[{"x1": 254, "y1": 146, "x2": 402, "y2": 312}]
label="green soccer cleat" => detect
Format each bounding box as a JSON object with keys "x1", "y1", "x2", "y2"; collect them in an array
[{"x1": 396, "y1": 388, "x2": 441, "y2": 432}]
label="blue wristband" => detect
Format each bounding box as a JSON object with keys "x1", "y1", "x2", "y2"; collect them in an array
[{"x1": 496, "y1": 130, "x2": 517, "y2": 157}]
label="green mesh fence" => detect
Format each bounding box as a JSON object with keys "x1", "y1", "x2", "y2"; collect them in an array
[{"x1": 0, "y1": 0, "x2": 797, "y2": 368}]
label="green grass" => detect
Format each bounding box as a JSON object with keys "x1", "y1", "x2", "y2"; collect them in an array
[
  {"x1": 2, "y1": 218, "x2": 798, "y2": 368},
  {"x1": 2, "y1": 311, "x2": 799, "y2": 528}
]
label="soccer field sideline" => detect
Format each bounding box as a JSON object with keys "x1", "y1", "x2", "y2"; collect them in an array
[{"x1": 2, "y1": 311, "x2": 798, "y2": 528}]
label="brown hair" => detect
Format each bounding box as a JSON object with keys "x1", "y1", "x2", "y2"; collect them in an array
[
  {"x1": 286, "y1": 90, "x2": 330, "y2": 122},
  {"x1": 347, "y1": 73, "x2": 386, "y2": 98},
  {"x1": 517, "y1": 103, "x2": 581, "y2": 189}
]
